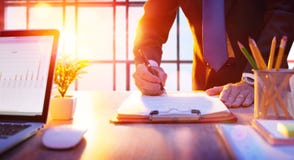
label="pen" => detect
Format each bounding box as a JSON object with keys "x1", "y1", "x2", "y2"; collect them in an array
[{"x1": 138, "y1": 49, "x2": 165, "y2": 91}]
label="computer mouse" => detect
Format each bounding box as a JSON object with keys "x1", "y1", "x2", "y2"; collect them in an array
[{"x1": 42, "y1": 124, "x2": 87, "y2": 150}]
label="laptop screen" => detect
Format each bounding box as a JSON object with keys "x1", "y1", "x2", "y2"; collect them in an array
[{"x1": 0, "y1": 30, "x2": 59, "y2": 122}]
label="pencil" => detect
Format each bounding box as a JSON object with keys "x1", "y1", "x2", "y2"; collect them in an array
[
  {"x1": 274, "y1": 36, "x2": 288, "y2": 71},
  {"x1": 138, "y1": 49, "x2": 165, "y2": 91},
  {"x1": 248, "y1": 37, "x2": 267, "y2": 70},
  {"x1": 267, "y1": 36, "x2": 276, "y2": 69},
  {"x1": 237, "y1": 41, "x2": 258, "y2": 70}
]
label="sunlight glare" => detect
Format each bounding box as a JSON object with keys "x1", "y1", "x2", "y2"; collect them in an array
[
  {"x1": 34, "y1": 3, "x2": 52, "y2": 19},
  {"x1": 60, "y1": 30, "x2": 77, "y2": 56}
]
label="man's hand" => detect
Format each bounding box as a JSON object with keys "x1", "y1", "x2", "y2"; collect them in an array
[
  {"x1": 132, "y1": 63, "x2": 167, "y2": 96},
  {"x1": 205, "y1": 81, "x2": 254, "y2": 108}
]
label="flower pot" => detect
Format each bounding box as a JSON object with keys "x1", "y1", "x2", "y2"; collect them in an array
[{"x1": 49, "y1": 95, "x2": 77, "y2": 120}]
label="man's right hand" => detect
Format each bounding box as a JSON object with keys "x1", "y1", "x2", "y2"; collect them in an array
[{"x1": 132, "y1": 63, "x2": 167, "y2": 96}]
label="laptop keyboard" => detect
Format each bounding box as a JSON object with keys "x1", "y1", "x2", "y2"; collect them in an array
[{"x1": 0, "y1": 123, "x2": 31, "y2": 139}]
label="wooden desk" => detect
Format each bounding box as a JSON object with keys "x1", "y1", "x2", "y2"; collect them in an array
[{"x1": 1, "y1": 91, "x2": 254, "y2": 160}]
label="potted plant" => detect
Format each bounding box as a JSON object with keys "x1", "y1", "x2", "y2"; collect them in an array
[{"x1": 50, "y1": 55, "x2": 89, "y2": 120}]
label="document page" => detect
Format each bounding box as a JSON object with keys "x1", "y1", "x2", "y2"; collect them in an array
[{"x1": 117, "y1": 91, "x2": 230, "y2": 118}]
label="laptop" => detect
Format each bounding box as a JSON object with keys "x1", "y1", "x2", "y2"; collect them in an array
[{"x1": 0, "y1": 29, "x2": 59, "y2": 154}]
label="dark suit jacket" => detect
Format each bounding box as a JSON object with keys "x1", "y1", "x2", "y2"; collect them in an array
[{"x1": 133, "y1": 0, "x2": 294, "y2": 90}]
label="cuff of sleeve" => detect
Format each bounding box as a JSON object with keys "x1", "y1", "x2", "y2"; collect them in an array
[
  {"x1": 241, "y1": 72, "x2": 254, "y2": 86},
  {"x1": 148, "y1": 60, "x2": 159, "y2": 67}
]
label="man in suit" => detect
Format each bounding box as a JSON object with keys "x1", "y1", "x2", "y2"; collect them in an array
[{"x1": 132, "y1": 0, "x2": 294, "y2": 107}]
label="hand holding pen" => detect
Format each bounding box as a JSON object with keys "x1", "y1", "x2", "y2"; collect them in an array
[{"x1": 132, "y1": 49, "x2": 167, "y2": 96}]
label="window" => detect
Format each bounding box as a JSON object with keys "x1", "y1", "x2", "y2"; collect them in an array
[{"x1": 1, "y1": 0, "x2": 193, "y2": 91}]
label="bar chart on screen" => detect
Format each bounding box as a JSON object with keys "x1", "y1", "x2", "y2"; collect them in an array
[
  {"x1": 0, "y1": 37, "x2": 51, "y2": 114},
  {"x1": 0, "y1": 68, "x2": 46, "y2": 88}
]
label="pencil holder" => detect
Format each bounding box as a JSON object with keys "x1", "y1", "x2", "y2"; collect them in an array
[{"x1": 254, "y1": 69, "x2": 294, "y2": 119}]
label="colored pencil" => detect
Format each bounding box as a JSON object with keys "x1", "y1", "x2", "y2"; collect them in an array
[{"x1": 237, "y1": 41, "x2": 258, "y2": 70}]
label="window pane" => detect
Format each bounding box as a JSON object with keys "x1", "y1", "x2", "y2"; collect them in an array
[
  {"x1": 5, "y1": 7, "x2": 26, "y2": 29},
  {"x1": 78, "y1": 7, "x2": 113, "y2": 60},
  {"x1": 161, "y1": 64, "x2": 177, "y2": 91},
  {"x1": 59, "y1": 6, "x2": 76, "y2": 55},
  {"x1": 130, "y1": 64, "x2": 137, "y2": 91},
  {"x1": 162, "y1": 20, "x2": 177, "y2": 61},
  {"x1": 161, "y1": 64, "x2": 193, "y2": 91},
  {"x1": 116, "y1": 63, "x2": 127, "y2": 90},
  {"x1": 116, "y1": 6, "x2": 126, "y2": 60},
  {"x1": 78, "y1": 64, "x2": 113, "y2": 90},
  {"x1": 179, "y1": 9, "x2": 193, "y2": 61},
  {"x1": 3, "y1": 1, "x2": 192, "y2": 91},
  {"x1": 128, "y1": 7, "x2": 144, "y2": 61},
  {"x1": 180, "y1": 64, "x2": 192, "y2": 91},
  {"x1": 29, "y1": 6, "x2": 62, "y2": 29}
]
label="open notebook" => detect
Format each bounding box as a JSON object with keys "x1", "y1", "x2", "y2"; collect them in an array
[{"x1": 110, "y1": 91, "x2": 237, "y2": 123}]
